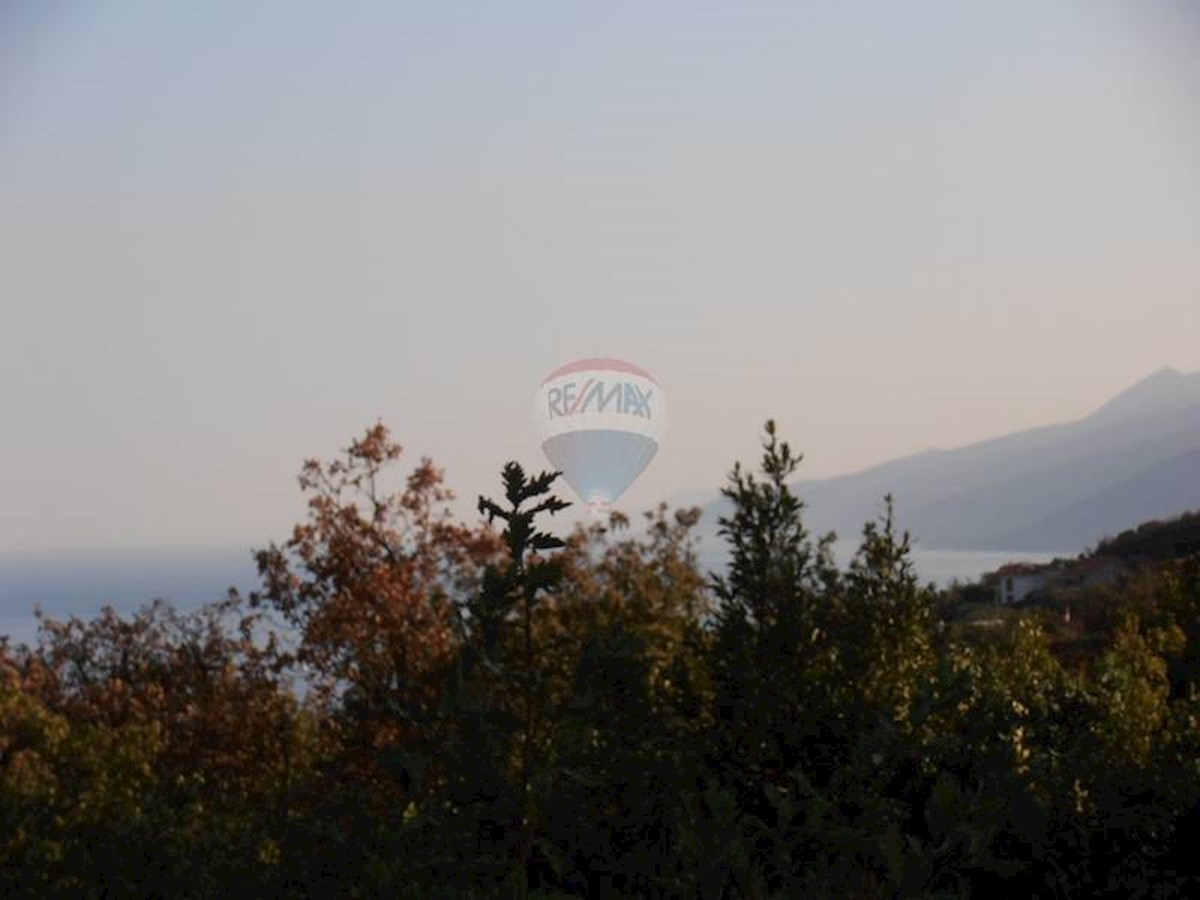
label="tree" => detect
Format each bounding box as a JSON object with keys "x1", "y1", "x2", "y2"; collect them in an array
[
  {"x1": 246, "y1": 424, "x2": 501, "y2": 892},
  {"x1": 703, "y1": 420, "x2": 845, "y2": 894},
  {"x1": 709, "y1": 421, "x2": 839, "y2": 774},
  {"x1": 838, "y1": 496, "x2": 936, "y2": 728},
  {"x1": 0, "y1": 599, "x2": 301, "y2": 897},
  {"x1": 539, "y1": 505, "x2": 712, "y2": 897},
  {"x1": 429, "y1": 462, "x2": 569, "y2": 896}
]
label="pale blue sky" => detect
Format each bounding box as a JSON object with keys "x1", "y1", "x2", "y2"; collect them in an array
[{"x1": 2, "y1": 2, "x2": 1199, "y2": 553}]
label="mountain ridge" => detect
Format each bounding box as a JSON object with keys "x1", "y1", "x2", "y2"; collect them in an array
[{"x1": 679, "y1": 369, "x2": 1200, "y2": 554}]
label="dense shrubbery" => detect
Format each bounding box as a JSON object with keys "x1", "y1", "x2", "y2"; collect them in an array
[{"x1": 1, "y1": 421, "x2": 1198, "y2": 897}]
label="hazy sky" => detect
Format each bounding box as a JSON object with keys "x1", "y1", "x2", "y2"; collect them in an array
[{"x1": 2, "y1": 2, "x2": 1199, "y2": 554}]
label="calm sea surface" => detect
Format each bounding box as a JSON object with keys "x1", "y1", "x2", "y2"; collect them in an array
[
  {"x1": 0, "y1": 548, "x2": 260, "y2": 648},
  {"x1": 0, "y1": 545, "x2": 1059, "y2": 649}
]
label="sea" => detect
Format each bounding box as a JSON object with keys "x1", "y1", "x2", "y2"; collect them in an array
[{"x1": 0, "y1": 545, "x2": 1059, "y2": 650}]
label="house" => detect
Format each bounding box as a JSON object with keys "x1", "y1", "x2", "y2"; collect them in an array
[
  {"x1": 994, "y1": 563, "x2": 1051, "y2": 604},
  {"x1": 992, "y1": 556, "x2": 1123, "y2": 605}
]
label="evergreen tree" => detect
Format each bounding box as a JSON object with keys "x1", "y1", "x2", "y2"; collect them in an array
[
  {"x1": 433, "y1": 463, "x2": 569, "y2": 896},
  {"x1": 705, "y1": 420, "x2": 841, "y2": 894}
]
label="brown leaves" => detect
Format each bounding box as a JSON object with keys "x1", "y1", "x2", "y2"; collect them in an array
[{"x1": 250, "y1": 423, "x2": 504, "y2": 800}]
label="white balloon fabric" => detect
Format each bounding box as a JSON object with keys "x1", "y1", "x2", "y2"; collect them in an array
[{"x1": 534, "y1": 358, "x2": 666, "y2": 510}]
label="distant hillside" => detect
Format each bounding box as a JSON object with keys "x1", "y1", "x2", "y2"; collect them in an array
[
  {"x1": 993, "y1": 449, "x2": 1200, "y2": 551},
  {"x1": 682, "y1": 368, "x2": 1200, "y2": 555}
]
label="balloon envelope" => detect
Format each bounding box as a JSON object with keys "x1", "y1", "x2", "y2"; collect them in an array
[{"x1": 534, "y1": 358, "x2": 666, "y2": 506}]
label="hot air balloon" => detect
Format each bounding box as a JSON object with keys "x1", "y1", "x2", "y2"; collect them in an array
[{"x1": 535, "y1": 358, "x2": 666, "y2": 511}]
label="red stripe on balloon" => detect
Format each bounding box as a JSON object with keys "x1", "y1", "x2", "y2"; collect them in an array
[
  {"x1": 542, "y1": 358, "x2": 657, "y2": 385},
  {"x1": 569, "y1": 378, "x2": 594, "y2": 415}
]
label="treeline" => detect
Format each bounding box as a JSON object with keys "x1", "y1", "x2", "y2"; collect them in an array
[
  {"x1": 1094, "y1": 511, "x2": 1200, "y2": 564},
  {"x1": 1, "y1": 422, "x2": 1199, "y2": 897}
]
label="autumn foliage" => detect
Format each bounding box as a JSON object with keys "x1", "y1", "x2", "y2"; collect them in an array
[{"x1": 0, "y1": 421, "x2": 1198, "y2": 897}]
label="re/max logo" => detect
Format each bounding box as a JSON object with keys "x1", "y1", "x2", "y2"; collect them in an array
[{"x1": 547, "y1": 380, "x2": 654, "y2": 419}]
